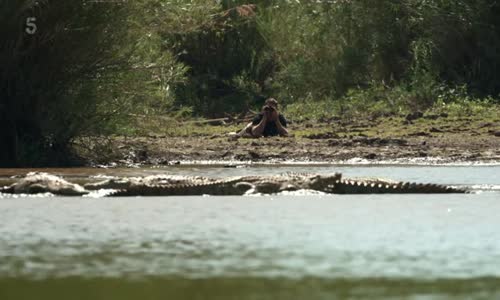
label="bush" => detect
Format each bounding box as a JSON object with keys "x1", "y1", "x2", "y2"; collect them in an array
[
  {"x1": 0, "y1": 0, "x2": 186, "y2": 166},
  {"x1": 160, "y1": 2, "x2": 275, "y2": 117},
  {"x1": 258, "y1": 1, "x2": 500, "y2": 110},
  {"x1": 2, "y1": 1, "x2": 500, "y2": 166}
]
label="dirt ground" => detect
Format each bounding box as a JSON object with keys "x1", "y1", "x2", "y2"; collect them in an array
[{"x1": 80, "y1": 115, "x2": 500, "y2": 166}]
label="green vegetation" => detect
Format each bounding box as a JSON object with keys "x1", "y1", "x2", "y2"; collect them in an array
[
  {"x1": 1, "y1": 0, "x2": 500, "y2": 166},
  {"x1": 0, "y1": 0, "x2": 185, "y2": 166}
]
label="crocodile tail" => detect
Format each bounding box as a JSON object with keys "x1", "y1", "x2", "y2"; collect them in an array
[
  {"x1": 336, "y1": 180, "x2": 467, "y2": 194},
  {"x1": 400, "y1": 182, "x2": 467, "y2": 194}
]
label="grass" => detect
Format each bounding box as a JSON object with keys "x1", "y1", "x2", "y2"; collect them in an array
[
  {"x1": 72, "y1": 99, "x2": 500, "y2": 165},
  {"x1": 126, "y1": 115, "x2": 242, "y2": 137},
  {"x1": 109, "y1": 97, "x2": 500, "y2": 140}
]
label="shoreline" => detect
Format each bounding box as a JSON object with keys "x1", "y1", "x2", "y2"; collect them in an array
[
  {"x1": 76, "y1": 134, "x2": 500, "y2": 168},
  {"x1": 1, "y1": 158, "x2": 499, "y2": 180},
  {"x1": 70, "y1": 115, "x2": 500, "y2": 168},
  {"x1": 166, "y1": 159, "x2": 500, "y2": 167}
]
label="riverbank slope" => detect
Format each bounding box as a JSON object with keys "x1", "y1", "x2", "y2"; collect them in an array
[{"x1": 74, "y1": 114, "x2": 500, "y2": 166}]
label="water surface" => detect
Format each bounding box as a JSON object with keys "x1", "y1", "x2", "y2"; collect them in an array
[{"x1": 1, "y1": 165, "x2": 499, "y2": 299}]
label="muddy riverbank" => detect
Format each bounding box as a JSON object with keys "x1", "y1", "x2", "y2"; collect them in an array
[{"x1": 76, "y1": 115, "x2": 500, "y2": 166}]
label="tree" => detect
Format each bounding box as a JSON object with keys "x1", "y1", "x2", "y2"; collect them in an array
[{"x1": 0, "y1": 0, "x2": 184, "y2": 166}]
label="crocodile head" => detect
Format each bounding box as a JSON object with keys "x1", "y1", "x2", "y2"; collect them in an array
[
  {"x1": 5, "y1": 172, "x2": 88, "y2": 196},
  {"x1": 306, "y1": 173, "x2": 342, "y2": 193}
]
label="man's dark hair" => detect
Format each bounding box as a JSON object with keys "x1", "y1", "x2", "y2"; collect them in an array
[{"x1": 265, "y1": 98, "x2": 278, "y2": 108}]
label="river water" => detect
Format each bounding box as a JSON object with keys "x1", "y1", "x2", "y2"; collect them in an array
[{"x1": 0, "y1": 165, "x2": 499, "y2": 299}]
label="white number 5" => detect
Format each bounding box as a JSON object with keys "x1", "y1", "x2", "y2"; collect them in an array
[{"x1": 25, "y1": 17, "x2": 37, "y2": 35}]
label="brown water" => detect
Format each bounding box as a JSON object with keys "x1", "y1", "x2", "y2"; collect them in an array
[{"x1": 1, "y1": 165, "x2": 499, "y2": 299}]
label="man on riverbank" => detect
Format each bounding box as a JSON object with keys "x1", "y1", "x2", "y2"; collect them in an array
[{"x1": 230, "y1": 98, "x2": 289, "y2": 139}]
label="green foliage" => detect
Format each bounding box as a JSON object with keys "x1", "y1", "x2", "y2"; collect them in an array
[
  {"x1": 284, "y1": 98, "x2": 337, "y2": 123},
  {"x1": 407, "y1": 0, "x2": 500, "y2": 97},
  {"x1": 285, "y1": 82, "x2": 500, "y2": 122},
  {"x1": 157, "y1": 2, "x2": 274, "y2": 117},
  {"x1": 427, "y1": 87, "x2": 500, "y2": 118},
  {"x1": 258, "y1": 0, "x2": 500, "y2": 110},
  {"x1": 257, "y1": 1, "x2": 412, "y2": 102},
  {"x1": 0, "y1": 0, "x2": 186, "y2": 166},
  {"x1": 2, "y1": 0, "x2": 500, "y2": 166},
  {"x1": 284, "y1": 84, "x2": 408, "y2": 122}
]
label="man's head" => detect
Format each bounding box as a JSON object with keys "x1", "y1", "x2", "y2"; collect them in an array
[
  {"x1": 265, "y1": 98, "x2": 278, "y2": 109},
  {"x1": 263, "y1": 98, "x2": 278, "y2": 113}
]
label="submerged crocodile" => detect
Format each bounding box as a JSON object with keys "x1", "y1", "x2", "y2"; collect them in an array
[
  {"x1": 1, "y1": 172, "x2": 466, "y2": 196},
  {"x1": 1, "y1": 172, "x2": 87, "y2": 196}
]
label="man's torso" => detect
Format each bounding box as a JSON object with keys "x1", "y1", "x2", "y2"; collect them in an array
[{"x1": 252, "y1": 113, "x2": 287, "y2": 137}]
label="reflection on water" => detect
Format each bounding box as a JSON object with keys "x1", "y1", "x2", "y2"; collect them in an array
[
  {"x1": 2, "y1": 277, "x2": 500, "y2": 300},
  {"x1": 1, "y1": 194, "x2": 500, "y2": 299},
  {"x1": 0, "y1": 165, "x2": 499, "y2": 299}
]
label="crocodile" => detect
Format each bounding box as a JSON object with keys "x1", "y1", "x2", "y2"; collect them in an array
[
  {"x1": 88, "y1": 173, "x2": 344, "y2": 196},
  {"x1": 84, "y1": 175, "x2": 251, "y2": 196},
  {"x1": 0, "y1": 172, "x2": 466, "y2": 196},
  {"x1": 0, "y1": 172, "x2": 88, "y2": 196}
]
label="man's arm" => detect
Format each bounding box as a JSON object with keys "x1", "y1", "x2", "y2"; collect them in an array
[
  {"x1": 275, "y1": 116, "x2": 289, "y2": 136},
  {"x1": 251, "y1": 114, "x2": 268, "y2": 137},
  {"x1": 236, "y1": 122, "x2": 254, "y2": 137}
]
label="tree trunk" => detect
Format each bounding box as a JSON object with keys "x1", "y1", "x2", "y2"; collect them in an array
[{"x1": 0, "y1": 117, "x2": 18, "y2": 167}]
